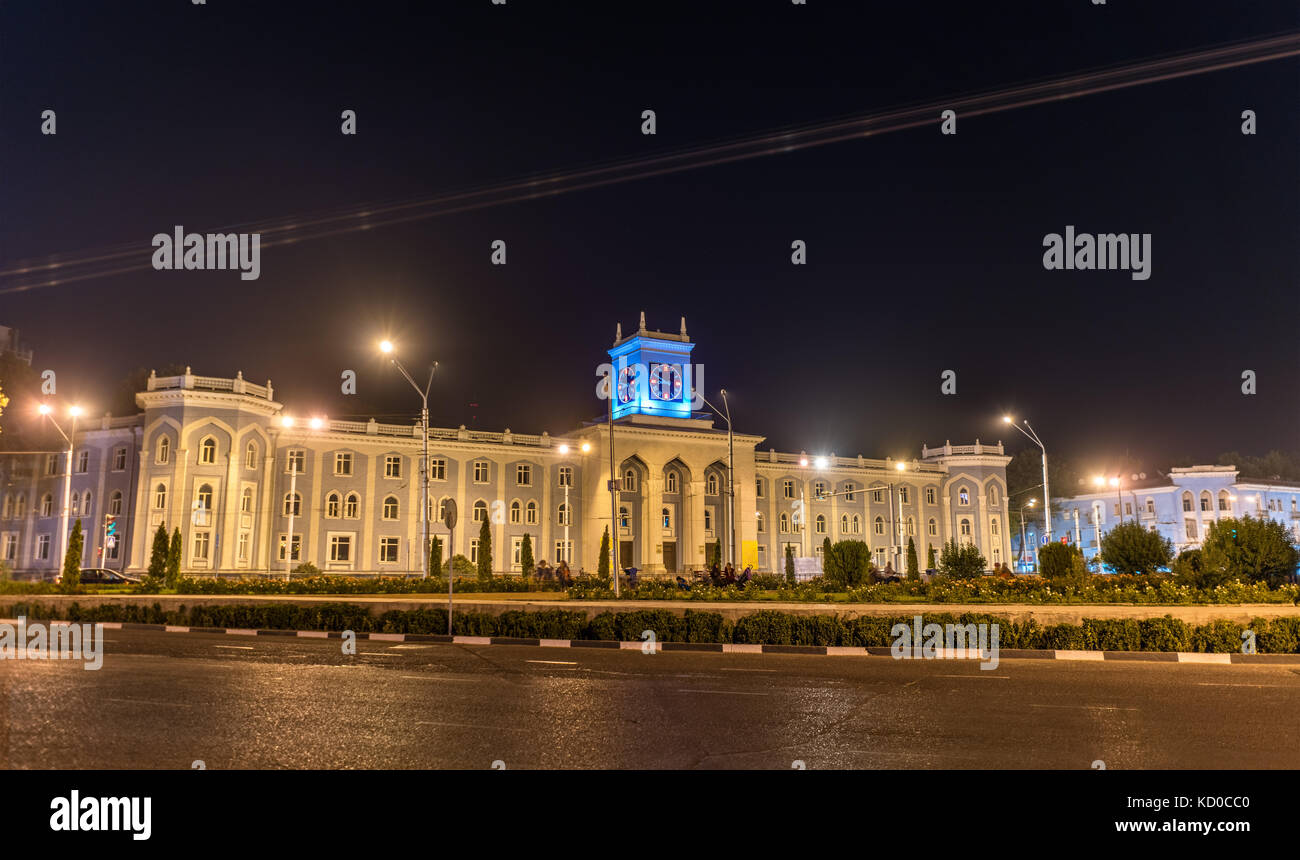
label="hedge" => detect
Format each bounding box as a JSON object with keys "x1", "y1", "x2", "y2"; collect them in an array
[{"x1": 2, "y1": 601, "x2": 1298, "y2": 652}]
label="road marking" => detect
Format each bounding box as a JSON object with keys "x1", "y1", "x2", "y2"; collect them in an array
[
  {"x1": 675, "y1": 688, "x2": 771, "y2": 696},
  {"x1": 415, "y1": 720, "x2": 527, "y2": 731},
  {"x1": 359, "y1": 652, "x2": 400, "y2": 658},
  {"x1": 1196, "y1": 682, "x2": 1294, "y2": 688},
  {"x1": 398, "y1": 675, "x2": 478, "y2": 682},
  {"x1": 935, "y1": 674, "x2": 1010, "y2": 679},
  {"x1": 719, "y1": 667, "x2": 778, "y2": 673},
  {"x1": 104, "y1": 698, "x2": 193, "y2": 708},
  {"x1": 527, "y1": 659, "x2": 578, "y2": 665},
  {"x1": 390, "y1": 644, "x2": 434, "y2": 650},
  {"x1": 1030, "y1": 703, "x2": 1139, "y2": 710},
  {"x1": 213, "y1": 645, "x2": 255, "y2": 650}
]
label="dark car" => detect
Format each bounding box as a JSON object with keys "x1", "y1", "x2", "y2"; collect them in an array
[{"x1": 75, "y1": 568, "x2": 142, "y2": 584}]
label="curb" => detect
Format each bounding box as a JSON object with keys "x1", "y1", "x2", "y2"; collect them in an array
[{"x1": 15, "y1": 620, "x2": 1292, "y2": 664}]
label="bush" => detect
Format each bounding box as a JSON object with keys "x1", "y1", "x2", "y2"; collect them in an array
[
  {"x1": 1100, "y1": 521, "x2": 1173, "y2": 576},
  {"x1": 938, "y1": 540, "x2": 986, "y2": 580},
  {"x1": 824, "y1": 540, "x2": 872, "y2": 589},
  {"x1": 1202, "y1": 515, "x2": 1300, "y2": 587}
]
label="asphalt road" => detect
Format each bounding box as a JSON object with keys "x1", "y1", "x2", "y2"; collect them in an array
[{"x1": 2, "y1": 629, "x2": 1298, "y2": 769}]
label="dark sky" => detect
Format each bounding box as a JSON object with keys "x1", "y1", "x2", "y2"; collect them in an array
[{"x1": 2, "y1": 1, "x2": 1297, "y2": 475}]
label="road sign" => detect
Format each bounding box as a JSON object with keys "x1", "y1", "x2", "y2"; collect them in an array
[
  {"x1": 106, "y1": 536, "x2": 117, "y2": 549},
  {"x1": 442, "y1": 498, "x2": 458, "y2": 530}
]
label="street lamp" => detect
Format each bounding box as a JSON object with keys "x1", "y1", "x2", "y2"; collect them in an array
[
  {"x1": 1094, "y1": 475, "x2": 1123, "y2": 524},
  {"x1": 556, "y1": 441, "x2": 592, "y2": 570},
  {"x1": 39, "y1": 403, "x2": 82, "y2": 575},
  {"x1": 1003, "y1": 415, "x2": 1050, "y2": 544},
  {"x1": 1019, "y1": 498, "x2": 1037, "y2": 572},
  {"x1": 381, "y1": 340, "x2": 437, "y2": 578},
  {"x1": 697, "y1": 389, "x2": 736, "y2": 570}
]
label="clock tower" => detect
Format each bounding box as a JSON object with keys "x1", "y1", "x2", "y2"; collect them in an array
[{"x1": 608, "y1": 312, "x2": 696, "y2": 421}]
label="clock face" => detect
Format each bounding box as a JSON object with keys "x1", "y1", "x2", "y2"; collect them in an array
[
  {"x1": 649, "y1": 363, "x2": 683, "y2": 401},
  {"x1": 617, "y1": 366, "x2": 639, "y2": 403}
]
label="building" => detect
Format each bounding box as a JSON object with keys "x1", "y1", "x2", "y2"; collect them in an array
[
  {"x1": 1048, "y1": 465, "x2": 1300, "y2": 563},
  {"x1": 0, "y1": 317, "x2": 1012, "y2": 578}
]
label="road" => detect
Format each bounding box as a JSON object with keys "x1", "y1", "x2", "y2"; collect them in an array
[{"x1": 2, "y1": 629, "x2": 1298, "y2": 769}]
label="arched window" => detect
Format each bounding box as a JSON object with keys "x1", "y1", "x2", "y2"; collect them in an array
[
  {"x1": 780, "y1": 512, "x2": 790, "y2": 533},
  {"x1": 283, "y1": 492, "x2": 300, "y2": 517},
  {"x1": 473, "y1": 500, "x2": 488, "y2": 522},
  {"x1": 109, "y1": 490, "x2": 123, "y2": 516},
  {"x1": 197, "y1": 483, "x2": 214, "y2": 510},
  {"x1": 509, "y1": 500, "x2": 521, "y2": 524},
  {"x1": 1218, "y1": 490, "x2": 1231, "y2": 512},
  {"x1": 960, "y1": 518, "x2": 972, "y2": 537},
  {"x1": 438, "y1": 498, "x2": 449, "y2": 522},
  {"x1": 344, "y1": 493, "x2": 359, "y2": 518},
  {"x1": 383, "y1": 495, "x2": 399, "y2": 520},
  {"x1": 815, "y1": 514, "x2": 826, "y2": 534},
  {"x1": 245, "y1": 441, "x2": 258, "y2": 470},
  {"x1": 756, "y1": 512, "x2": 764, "y2": 533},
  {"x1": 326, "y1": 492, "x2": 341, "y2": 518},
  {"x1": 15, "y1": 494, "x2": 26, "y2": 517},
  {"x1": 526, "y1": 500, "x2": 538, "y2": 525},
  {"x1": 619, "y1": 506, "x2": 630, "y2": 529},
  {"x1": 71, "y1": 493, "x2": 80, "y2": 516},
  {"x1": 559, "y1": 502, "x2": 572, "y2": 526},
  {"x1": 1182, "y1": 491, "x2": 1193, "y2": 512},
  {"x1": 154, "y1": 484, "x2": 167, "y2": 510},
  {"x1": 928, "y1": 518, "x2": 937, "y2": 536},
  {"x1": 840, "y1": 514, "x2": 849, "y2": 533},
  {"x1": 989, "y1": 486, "x2": 1000, "y2": 506},
  {"x1": 1200, "y1": 491, "x2": 1212, "y2": 512},
  {"x1": 82, "y1": 490, "x2": 93, "y2": 514},
  {"x1": 623, "y1": 469, "x2": 637, "y2": 492},
  {"x1": 958, "y1": 487, "x2": 970, "y2": 506},
  {"x1": 707, "y1": 474, "x2": 719, "y2": 495},
  {"x1": 240, "y1": 487, "x2": 252, "y2": 514},
  {"x1": 1, "y1": 495, "x2": 10, "y2": 518},
  {"x1": 157, "y1": 436, "x2": 170, "y2": 464},
  {"x1": 907, "y1": 517, "x2": 915, "y2": 536},
  {"x1": 660, "y1": 507, "x2": 669, "y2": 529},
  {"x1": 851, "y1": 514, "x2": 860, "y2": 534},
  {"x1": 990, "y1": 518, "x2": 999, "y2": 536},
  {"x1": 666, "y1": 472, "x2": 678, "y2": 493},
  {"x1": 874, "y1": 516, "x2": 884, "y2": 535},
  {"x1": 199, "y1": 436, "x2": 217, "y2": 465},
  {"x1": 41, "y1": 493, "x2": 53, "y2": 517}
]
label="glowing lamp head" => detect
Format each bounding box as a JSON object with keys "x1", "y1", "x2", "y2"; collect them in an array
[
  {"x1": 1028, "y1": 499, "x2": 1037, "y2": 507},
  {"x1": 1093, "y1": 476, "x2": 1106, "y2": 487},
  {"x1": 580, "y1": 442, "x2": 591, "y2": 453},
  {"x1": 281, "y1": 416, "x2": 295, "y2": 428},
  {"x1": 379, "y1": 340, "x2": 394, "y2": 355},
  {"x1": 68, "y1": 406, "x2": 83, "y2": 418},
  {"x1": 558, "y1": 444, "x2": 570, "y2": 455},
  {"x1": 895, "y1": 461, "x2": 906, "y2": 472},
  {"x1": 799, "y1": 457, "x2": 809, "y2": 467},
  {"x1": 1002, "y1": 415, "x2": 1013, "y2": 424},
  {"x1": 38, "y1": 404, "x2": 52, "y2": 416},
  {"x1": 814, "y1": 456, "x2": 828, "y2": 469},
  {"x1": 1108, "y1": 477, "x2": 1119, "y2": 488},
  {"x1": 309, "y1": 417, "x2": 325, "y2": 431}
]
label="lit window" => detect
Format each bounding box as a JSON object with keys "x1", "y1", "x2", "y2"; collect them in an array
[{"x1": 958, "y1": 488, "x2": 970, "y2": 506}]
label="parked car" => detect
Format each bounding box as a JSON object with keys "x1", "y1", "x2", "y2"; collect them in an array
[{"x1": 75, "y1": 568, "x2": 142, "y2": 584}]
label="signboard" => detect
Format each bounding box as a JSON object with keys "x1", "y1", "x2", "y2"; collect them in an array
[
  {"x1": 792, "y1": 556, "x2": 822, "y2": 582},
  {"x1": 442, "y1": 498, "x2": 458, "y2": 530}
]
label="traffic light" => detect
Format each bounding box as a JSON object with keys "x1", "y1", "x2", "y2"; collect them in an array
[{"x1": 104, "y1": 515, "x2": 117, "y2": 537}]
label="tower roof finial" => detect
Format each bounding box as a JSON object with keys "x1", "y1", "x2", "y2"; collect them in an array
[
  {"x1": 614, "y1": 322, "x2": 622, "y2": 344},
  {"x1": 639, "y1": 310, "x2": 646, "y2": 332},
  {"x1": 680, "y1": 316, "x2": 688, "y2": 340}
]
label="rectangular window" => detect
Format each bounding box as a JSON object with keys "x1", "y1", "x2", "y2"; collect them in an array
[
  {"x1": 516, "y1": 464, "x2": 532, "y2": 486},
  {"x1": 2, "y1": 534, "x2": 16, "y2": 561},
  {"x1": 379, "y1": 536, "x2": 399, "y2": 563},
  {"x1": 512, "y1": 537, "x2": 523, "y2": 568},
  {"x1": 36, "y1": 534, "x2": 50, "y2": 560},
  {"x1": 1184, "y1": 518, "x2": 1197, "y2": 540},
  {"x1": 1114, "y1": 504, "x2": 1121, "y2": 516},
  {"x1": 384, "y1": 455, "x2": 402, "y2": 478},
  {"x1": 74, "y1": 451, "x2": 89, "y2": 473},
  {"x1": 756, "y1": 479, "x2": 765, "y2": 498},
  {"x1": 872, "y1": 490, "x2": 884, "y2": 504},
  {"x1": 474, "y1": 461, "x2": 489, "y2": 483},
  {"x1": 334, "y1": 452, "x2": 353, "y2": 476},
  {"x1": 1147, "y1": 499, "x2": 1155, "y2": 514},
  {"x1": 45, "y1": 455, "x2": 58, "y2": 476},
  {"x1": 286, "y1": 450, "x2": 305, "y2": 473},
  {"x1": 845, "y1": 485, "x2": 855, "y2": 502},
  {"x1": 899, "y1": 487, "x2": 909, "y2": 504},
  {"x1": 555, "y1": 540, "x2": 572, "y2": 563},
  {"x1": 113, "y1": 447, "x2": 128, "y2": 471},
  {"x1": 1124, "y1": 503, "x2": 1132, "y2": 515},
  {"x1": 470, "y1": 538, "x2": 480, "y2": 564},
  {"x1": 193, "y1": 531, "x2": 210, "y2": 560},
  {"x1": 430, "y1": 458, "x2": 446, "y2": 480},
  {"x1": 782, "y1": 480, "x2": 794, "y2": 499},
  {"x1": 558, "y1": 466, "x2": 573, "y2": 487},
  {"x1": 278, "y1": 533, "x2": 302, "y2": 561},
  {"x1": 237, "y1": 531, "x2": 250, "y2": 562},
  {"x1": 329, "y1": 534, "x2": 352, "y2": 562},
  {"x1": 926, "y1": 488, "x2": 936, "y2": 505}
]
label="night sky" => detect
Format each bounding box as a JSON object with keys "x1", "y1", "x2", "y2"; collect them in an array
[{"x1": 2, "y1": 1, "x2": 1296, "y2": 475}]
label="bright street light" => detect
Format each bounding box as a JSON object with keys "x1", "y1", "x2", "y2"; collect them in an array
[
  {"x1": 580, "y1": 442, "x2": 591, "y2": 453},
  {"x1": 379, "y1": 340, "x2": 394, "y2": 354},
  {"x1": 380, "y1": 340, "x2": 437, "y2": 579},
  {"x1": 814, "y1": 456, "x2": 828, "y2": 469}
]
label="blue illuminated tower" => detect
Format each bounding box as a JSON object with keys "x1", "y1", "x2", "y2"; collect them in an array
[{"x1": 608, "y1": 312, "x2": 696, "y2": 421}]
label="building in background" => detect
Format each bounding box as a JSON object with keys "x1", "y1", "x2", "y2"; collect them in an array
[{"x1": 0, "y1": 318, "x2": 1011, "y2": 578}]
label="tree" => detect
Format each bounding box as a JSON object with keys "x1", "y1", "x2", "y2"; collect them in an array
[
  {"x1": 477, "y1": 518, "x2": 493, "y2": 580},
  {"x1": 926, "y1": 544, "x2": 936, "y2": 569},
  {"x1": 938, "y1": 539, "x2": 986, "y2": 579},
  {"x1": 823, "y1": 540, "x2": 872, "y2": 588},
  {"x1": 166, "y1": 527, "x2": 182, "y2": 587},
  {"x1": 428, "y1": 536, "x2": 443, "y2": 580},
  {"x1": 1201, "y1": 515, "x2": 1300, "y2": 588},
  {"x1": 707, "y1": 541, "x2": 721, "y2": 568},
  {"x1": 906, "y1": 537, "x2": 919, "y2": 580},
  {"x1": 822, "y1": 536, "x2": 832, "y2": 562},
  {"x1": 1040, "y1": 541, "x2": 1088, "y2": 587},
  {"x1": 61, "y1": 519, "x2": 84, "y2": 591},
  {"x1": 147, "y1": 524, "x2": 169, "y2": 581},
  {"x1": 598, "y1": 526, "x2": 611, "y2": 579},
  {"x1": 1171, "y1": 548, "x2": 1216, "y2": 588},
  {"x1": 519, "y1": 533, "x2": 534, "y2": 579},
  {"x1": 1099, "y1": 521, "x2": 1173, "y2": 576},
  {"x1": 447, "y1": 554, "x2": 475, "y2": 578},
  {"x1": 784, "y1": 544, "x2": 795, "y2": 584}
]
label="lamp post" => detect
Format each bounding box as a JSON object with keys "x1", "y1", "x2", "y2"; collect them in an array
[
  {"x1": 557, "y1": 441, "x2": 591, "y2": 569},
  {"x1": 1094, "y1": 475, "x2": 1123, "y2": 524},
  {"x1": 1019, "y1": 498, "x2": 1037, "y2": 572},
  {"x1": 279, "y1": 415, "x2": 324, "y2": 580},
  {"x1": 697, "y1": 389, "x2": 735, "y2": 569},
  {"x1": 39, "y1": 403, "x2": 82, "y2": 574},
  {"x1": 381, "y1": 340, "x2": 437, "y2": 578},
  {"x1": 1003, "y1": 416, "x2": 1050, "y2": 543}
]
